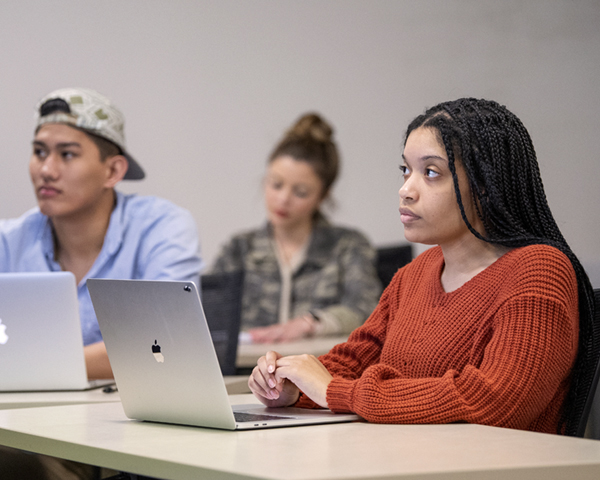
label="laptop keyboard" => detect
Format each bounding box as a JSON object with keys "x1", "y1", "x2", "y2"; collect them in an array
[{"x1": 234, "y1": 411, "x2": 296, "y2": 422}]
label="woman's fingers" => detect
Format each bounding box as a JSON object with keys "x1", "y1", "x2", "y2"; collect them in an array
[
  {"x1": 274, "y1": 354, "x2": 332, "y2": 408},
  {"x1": 248, "y1": 351, "x2": 302, "y2": 407},
  {"x1": 248, "y1": 351, "x2": 283, "y2": 401}
]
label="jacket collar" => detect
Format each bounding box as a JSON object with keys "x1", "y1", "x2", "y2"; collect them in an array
[{"x1": 246, "y1": 216, "x2": 333, "y2": 269}]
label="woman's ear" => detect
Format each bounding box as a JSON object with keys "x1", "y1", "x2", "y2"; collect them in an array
[{"x1": 103, "y1": 155, "x2": 129, "y2": 188}]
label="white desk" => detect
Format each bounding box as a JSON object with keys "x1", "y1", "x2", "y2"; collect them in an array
[
  {"x1": 1, "y1": 395, "x2": 600, "y2": 480},
  {"x1": 224, "y1": 375, "x2": 251, "y2": 394},
  {"x1": 0, "y1": 376, "x2": 250, "y2": 410},
  {"x1": 236, "y1": 335, "x2": 348, "y2": 368},
  {"x1": 0, "y1": 386, "x2": 120, "y2": 410}
]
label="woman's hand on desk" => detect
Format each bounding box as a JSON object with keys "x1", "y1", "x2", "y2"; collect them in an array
[
  {"x1": 248, "y1": 350, "x2": 332, "y2": 409},
  {"x1": 249, "y1": 351, "x2": 300, "y2": 407},
  {"x1": 248, "y1": 315, "x2": 316, "y2": 343}
]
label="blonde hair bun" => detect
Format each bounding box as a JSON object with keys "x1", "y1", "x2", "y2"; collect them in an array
[
  {"x1": 286, "y1": 113, "x2": 333, "y2": 144},
  {"x1": 269, "y1": 112, "x2": 340, "y2": 199}
]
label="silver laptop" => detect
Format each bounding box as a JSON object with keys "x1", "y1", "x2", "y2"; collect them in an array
[
  {"x1": 0, "y1": 272, "x2": 112, "y2": 391},
  {"x1": 87, "y1": 278, "x2": 360, "y2": 430}
]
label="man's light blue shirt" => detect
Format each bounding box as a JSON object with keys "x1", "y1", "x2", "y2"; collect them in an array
[{"x1": 0, "y1": 191, "x2": 203, "y2": 345}]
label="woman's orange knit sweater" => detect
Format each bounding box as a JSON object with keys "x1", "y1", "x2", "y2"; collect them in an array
[{"x1": 295, "y1": 244, "x2": 579, "y2": 433}]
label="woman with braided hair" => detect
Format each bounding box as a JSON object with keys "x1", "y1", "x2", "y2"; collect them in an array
[{"x1": 248, "y1": 98, "x2": 595, "y2": 435}]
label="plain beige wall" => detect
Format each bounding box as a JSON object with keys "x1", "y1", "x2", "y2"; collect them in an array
[{"x1": 0, "y1": 0, "x2": 599, "y2": 283}]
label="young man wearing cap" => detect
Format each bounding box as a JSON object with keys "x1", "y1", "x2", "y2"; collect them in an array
[{"x1": 0, "y1": 88, "x2": 203, "y2": 379}]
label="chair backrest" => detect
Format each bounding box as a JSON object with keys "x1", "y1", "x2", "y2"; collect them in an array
[
  {"x1": 200, "y1": 271, "x2": 244, "y2": 376},
  {"x1": 375, "y1": 244, "x2": 413, "y2": 289},
  {"x1": 571, "y1": 288, "x2": 600, "y2": 437}
]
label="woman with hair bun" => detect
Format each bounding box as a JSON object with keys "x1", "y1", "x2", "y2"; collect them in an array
[
  {"x1": 210, "y1": 113, "x2": 382, "y2": 343},
  {"x1": 249, "y1": 98, "x2": 596, "y2": 436}
]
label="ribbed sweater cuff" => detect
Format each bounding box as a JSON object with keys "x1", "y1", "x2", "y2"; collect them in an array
[{"x1": 325, "y1": 377, "x2": 356, "y2": 413}]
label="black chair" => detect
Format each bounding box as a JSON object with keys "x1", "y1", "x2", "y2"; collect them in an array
[
  {"x1": 375, "y1": 244, "x2": 413, "y2": 289},
  {"x1": 200, "y1": 271, "x2": 244, "y2": 376},
  {"x1": 571, "y1": 288, "x2": 600, "y2": 437}
]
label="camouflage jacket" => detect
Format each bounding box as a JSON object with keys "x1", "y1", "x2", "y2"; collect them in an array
[{"x1": 210, "y1": 219, "x2": 382, "y2": 335}]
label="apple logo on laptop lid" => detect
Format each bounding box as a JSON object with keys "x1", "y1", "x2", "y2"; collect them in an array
[
  {"x1": 152, "y1": 340, "x2": 164, "y2": 363},
  {"x1": 0, "y1": 318, "x2": 8, "y2": 345}
]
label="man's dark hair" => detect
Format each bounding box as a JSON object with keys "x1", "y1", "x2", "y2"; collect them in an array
[{"x1": 38, "y1": 98, "x2": 121, "y2": 161}]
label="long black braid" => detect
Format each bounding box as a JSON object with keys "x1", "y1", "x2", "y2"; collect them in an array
[{"x1": 405, "y1": 98, "x2": 596, "y2": 436}]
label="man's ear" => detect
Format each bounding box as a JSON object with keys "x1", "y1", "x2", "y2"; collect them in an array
[{"x1": 103, "y1": 155, "x2": 128, "y2": 188}]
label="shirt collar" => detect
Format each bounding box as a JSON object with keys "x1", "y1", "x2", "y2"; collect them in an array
[
  {"x1": 40, "y1": 214, "x2": 57, "y2": 266},
  {"x1": 102, "y1": 190, "x2": 126, "y2": 256}
]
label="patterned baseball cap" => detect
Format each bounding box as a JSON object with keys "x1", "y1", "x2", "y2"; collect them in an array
[{"x1": 35, "y1": 88, "x2": 145, "y2": 180}]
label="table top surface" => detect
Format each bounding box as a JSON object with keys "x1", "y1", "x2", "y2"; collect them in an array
[
  {"x1": 1, "y1": 394, "x2": 600, "y2": 480},
  {"x1": 0, "y1": 375, "x2": 250, "y2": 410},
  {"x1": 0, "y1": 385, "x2": 121, "y2": 410}
]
